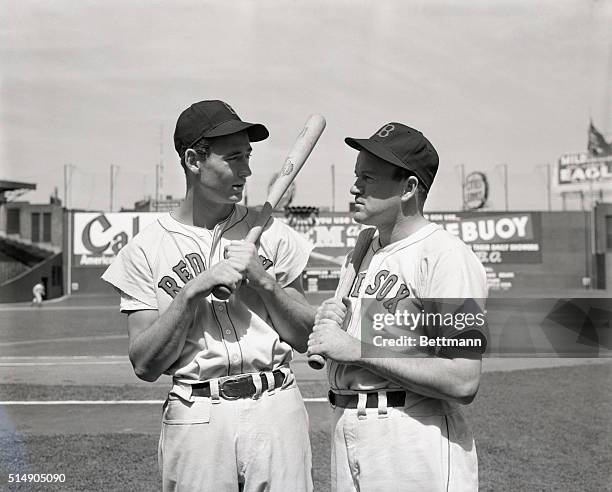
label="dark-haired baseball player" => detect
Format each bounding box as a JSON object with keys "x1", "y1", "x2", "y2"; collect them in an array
[
  {"x1": 102, "y1": 100, "x2": 314, "y2": 491},
  {"x1": 307, "y1": 123, "x2": 487, "y2": 491}
]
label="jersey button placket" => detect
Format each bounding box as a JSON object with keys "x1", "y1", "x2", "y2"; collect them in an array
[{"x1": 215, "y1": 302, "x2": 241, "y2": 373}]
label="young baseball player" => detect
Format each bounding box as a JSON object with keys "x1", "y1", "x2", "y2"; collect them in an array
[
  {"x1": 102, "y1": 100, "x2": 314, "y2": 491},
  {"x1": 307, "y1": 123, "x2": 488, "y2": 491},
  {"x1": 31, "y1": 280, "x2": 45, "y2": 307}
]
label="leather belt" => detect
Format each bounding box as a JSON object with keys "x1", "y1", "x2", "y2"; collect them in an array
[
  {"x1": 190, "y1": 370, "x2": 285, "y2": 399},
  {"x1": 328, "y1": 390, "x2": 407, "y2": 408}
]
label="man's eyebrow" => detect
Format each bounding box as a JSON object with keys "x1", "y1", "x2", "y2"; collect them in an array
[{"x1": 224, "y1": 147, "x2": 252, "y2": 158}]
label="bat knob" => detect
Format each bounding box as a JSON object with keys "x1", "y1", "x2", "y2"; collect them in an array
[
  {"x1": 307, "y1": 354, "x2": 326, "y2": 370},
  {"x1": 212, "y1": 285, "x2": 232, "y2": 301}
]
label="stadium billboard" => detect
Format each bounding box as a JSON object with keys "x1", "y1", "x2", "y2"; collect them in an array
[
  {"x1": 557, "y1": 152, "x2": 612, "y2": 185},
  {"x1": 424, "y1": 211, "x2": 542, "y2": 264},
  {"x1": 72, "y1": 210, "x2": 608, "y2": 295},
  {"x1": 73, "y1": 211, "x2": 542, "y2": 267},
  {"x1": 73, "y1": 212, "x2": 163, "y2": 266}
]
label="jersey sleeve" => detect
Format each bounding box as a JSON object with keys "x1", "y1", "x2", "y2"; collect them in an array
[
  {"x1": 418, "y1": 246, "x2": 488, "y2": 357},
  {"x1": 101, "y1": 241, "x2": 158, "y2": 311},
  {"x1": 420, "y1": 246, "x2": 487, "y2": 300},
  {"x1": 119, "y1": 291, "x2": 156, "y2": 312},
  {"x1": 266, "y1": 219, "x2": 314, "y2": 288}
]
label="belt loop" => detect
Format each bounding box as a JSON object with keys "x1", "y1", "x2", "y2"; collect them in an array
[
  {"x1": 264, "y1": 372, "x2": 275, "y2": 394},
  {"x1": 172, "y1": 381, "x2": 193, "y2": 402},
  {"x1": 278, "y1": 366, "x2": 291, "y2": 388},
  {"x1": 377, "y1": 391, "x2": 388, "y2": 419},
  {"x1": 210, "y1": 378, "x2": 221, "y2": 404},
  {"x1": 252, "y1": 374, "x2": 263, "y2": 399},
  {"x1": 357, "y1": 393, "x2": 367, "y2": 420}
]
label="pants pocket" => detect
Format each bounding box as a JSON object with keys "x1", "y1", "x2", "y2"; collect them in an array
[{"x1": 162, "y1": 396, "x2": 212, "y2": 425}]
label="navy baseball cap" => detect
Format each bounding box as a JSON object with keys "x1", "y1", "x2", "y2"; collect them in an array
[
  {"x1": 345, "y1": 123, "x2": 439, "y2": 191},
  {"x1": 174, "y1": 100, "x2": 269, "y2": 156}
]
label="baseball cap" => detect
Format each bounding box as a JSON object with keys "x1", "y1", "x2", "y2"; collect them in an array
[
  {"x1": 174, "y1": 100, "x2": 269, "y2": 156},
  {"x1": 345, "y1": 123, "x2": 439, "y2": 190}
]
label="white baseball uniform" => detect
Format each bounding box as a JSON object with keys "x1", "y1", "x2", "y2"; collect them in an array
[
  {"x1": 328, "y1": 222, "x2": 487, "y2": 492},
  {"x1": 31, "y1": 283, "x2": 44, "y2": 306},
  {"x1": 101, "y1": 205, "x2": 314, "y2": 491}
]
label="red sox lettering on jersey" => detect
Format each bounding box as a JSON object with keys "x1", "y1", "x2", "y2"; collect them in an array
[
  {"x1": 101, "y1": 205, "x2": 313, "y2": 382},
  {"x1": 158, "y1": 252, "x2": 274, "y2": 299},
  {"x1": 330, "y1": 223, "x2": 488, "y2": 392},
  {"x1": 350, "y1": 269, "x2": 412, "y2": 314}
]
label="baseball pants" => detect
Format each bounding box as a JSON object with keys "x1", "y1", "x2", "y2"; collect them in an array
[
  {"x1": 330, "y1": 393, "x2": 478, "y2": 492},
  {"x1": 158, "y1": 383, "x2": 312, "y2": 492}
]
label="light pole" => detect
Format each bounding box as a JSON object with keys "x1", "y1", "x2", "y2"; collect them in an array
[
  {"x1": 63, "y1": 163, "x2": 75, "y2": 297},
  {"x1": 454, "y1": 164, "x2": 465, "y2": 210},
  {"x1": 331, "y1": 164, "x2": 336, "y2": 212},
  {"x1": 63, "y1": 164, "x2": 74, "y2": 209},
  {"x1": 110, "y1": 164, "x2": 119, "y2": 212},
  {"x1": 156, "y1": 124, "x2": 164, "y2": 212},
  {"x1": 536, "y1": 163, "x2": 552, "y2": 211},
  {"x1": 495, "y1": 163, "x2": 509, "y2": 211}
]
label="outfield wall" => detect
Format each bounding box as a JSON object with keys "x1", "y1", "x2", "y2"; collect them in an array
[
  {"x1": 483, "y1": 211, "x2": 590, "y2": 292},
  {"x1": 64, "y1": 209, "x2": 606, "y2": 297},
  {"x1": 0, "y1": 252, "x2": 64, "y2": 303}
]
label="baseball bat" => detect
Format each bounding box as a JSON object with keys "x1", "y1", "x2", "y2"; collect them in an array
[
  {"x1": 307, "y1": 226, "x2": 376, "y2": 370},
  {"x1": 212, "y1": 114, "x2": 327, "y2": 300}
]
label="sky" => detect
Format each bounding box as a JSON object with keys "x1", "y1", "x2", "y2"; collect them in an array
[{"x1": 1, "y1": 0, "x2": 611, "y2": 213}]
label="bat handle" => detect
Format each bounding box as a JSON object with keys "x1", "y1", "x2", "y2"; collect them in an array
[
  {"x1": 307, "y1": 353, "x2": 326, "y2": 370},
  {"x1": 209, "y1": 204, "x2": 271, "y2": 302},
  {"x1": 211, "y1": 285, "x2": 232, "y2": 301}
]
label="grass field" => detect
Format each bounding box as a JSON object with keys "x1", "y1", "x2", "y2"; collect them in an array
[
  {"x1": 2, "y1": 364, "x2": 611, "y2": 491},
  {"x1": 1, "y1": 294, "x2": 611, "y2": 491}
]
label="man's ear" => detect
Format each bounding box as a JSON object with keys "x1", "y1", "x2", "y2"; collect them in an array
[
  {"x1": 184, "y1": 149, "x2": 201, "y2": 175},
  {"x1": 400, "y1": 176, "x2": 419, "y2": 203}
]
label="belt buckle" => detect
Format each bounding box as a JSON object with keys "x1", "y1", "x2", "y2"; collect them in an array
[{"x1": 220, "y1": 374, "x2": 253, "y2": 400}]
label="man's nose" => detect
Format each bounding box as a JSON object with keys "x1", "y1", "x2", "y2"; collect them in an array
[
  {"x1": 237, "y1": 160, "x2": 252, "y2": 178},
  {"x1": 350, "y1": 181, "x2": 362, "y2": 195}
]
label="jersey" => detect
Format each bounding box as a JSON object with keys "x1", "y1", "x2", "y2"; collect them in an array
[
  {"x1": 328, "y1": 222, "x2": 487, "y2": 397},
  {"x1": 101, "y1": 205, "x2": 313, "y2": 383},
  {"x1": 328, "y1": 222, "x2": 487, "y2": 492}
]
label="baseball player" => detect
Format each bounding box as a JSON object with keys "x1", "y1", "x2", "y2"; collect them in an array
[
  {"x1": 102, "y1": 100, "x2": 314, "y2": 491},
  {"x1": 31, "y1": 280, "x2": 45, "y2": 307},
  {"x1": 307, "y1": 123, "x2": 488, "y2": 491}
]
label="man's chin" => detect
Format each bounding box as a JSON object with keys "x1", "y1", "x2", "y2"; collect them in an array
[{"x1": 352, "y1": 211, "x2": 371, "y2": 225}]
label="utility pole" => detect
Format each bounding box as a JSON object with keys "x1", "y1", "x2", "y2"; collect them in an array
[
  {"x1": 537, "y1": 163, "x2": 552, "y2": 211},
  {"x1": 546, "y1": 163, "x2": 551, "y2": 211},
  {"x1": 63, "y1": 163, "x2": 75, "y2": 297},
  {"x1": 503, "y1": 163, "x2": 508, "y2": 211},
  {"x1": 156, "y1": 125, "x2": 164, "y2": 212},
  {"x1": 454, "y1": 164, "x2": 465, "y2": 210},
  {"x1": 495, "y1": 163, "x2": 509, "y2": 211},
  {"x1": 63, "y1": 164, "x2": 74, "y2": 209},
  {"x1": 331, "y1": 164, "x2": 336, "y2": 212},
  {"x1": 110, "y1": 164, "x2": 119, "y2": 212}
]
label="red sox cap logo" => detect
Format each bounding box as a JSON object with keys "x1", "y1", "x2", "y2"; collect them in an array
[{"x1": 377, "y1": 124, "x2": 395, "y2": 138}]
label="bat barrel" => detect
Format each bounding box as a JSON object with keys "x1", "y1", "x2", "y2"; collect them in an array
[
  {"x1": 267, "y1": 114, "x2": 326, "y2": 207},
  {"x1": 209, "y1": 114, "x2": 326, "y2": 301}
]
